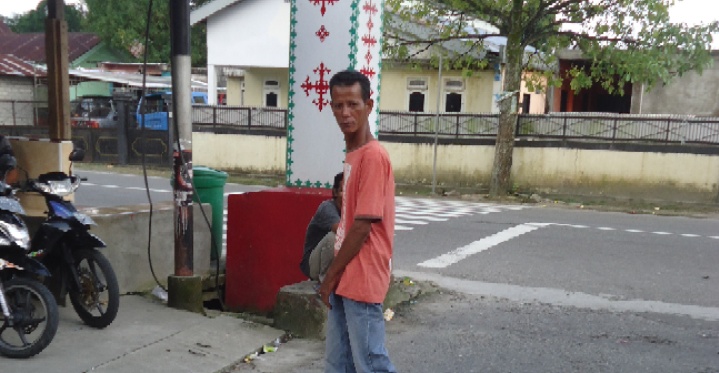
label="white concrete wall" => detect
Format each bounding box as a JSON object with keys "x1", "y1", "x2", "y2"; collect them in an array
[
  {"x1": 207, "y1": 0, "x2": 290, "y2": 68},
  {"x1": 632, "y1": 53, "x2": 719, "y2": 116},
  {"x1": 0, "y1": 77, "x2": 37, "y2": 126},
  {"x1": 193, "y1": 132, "x2": 719, "y2": 200},
  {"x1": 193, "y1": 132, "x2": 286, "y2": 173}
]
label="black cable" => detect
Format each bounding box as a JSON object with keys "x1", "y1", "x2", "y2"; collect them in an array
[
  {"x1": 171, "y1": 88, "x2": 226, "y2": 311},
  {"x1": 139, "y1": 0, "x2": 165, "y2": 292},
  {"x1": 138, "y1": 0, "x2": 225, "y2": 309}
]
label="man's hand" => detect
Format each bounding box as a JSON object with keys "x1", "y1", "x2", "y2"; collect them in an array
[{"x1": 318, "y1": 270, "x2": 340, "y2": 309}]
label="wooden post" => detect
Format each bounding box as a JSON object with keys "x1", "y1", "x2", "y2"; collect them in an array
[{"x1": 45, "y1": 0, "x2": 71, "y2": 141}]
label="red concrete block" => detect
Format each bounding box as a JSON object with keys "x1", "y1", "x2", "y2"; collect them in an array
[{"x1": 225, "y1": 187, "x2": 331, "y2": 313}]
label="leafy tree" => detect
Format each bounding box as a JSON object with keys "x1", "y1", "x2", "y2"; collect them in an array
[
  {"x1": 83, "y1": 0, "x2": 209, "y2": 66},
  {"x1": 5, "y1": 0, "x2": 86, "y2": 33},
  {"x1": 385, "y1": 0, "x2": 719, "y2": 196}
]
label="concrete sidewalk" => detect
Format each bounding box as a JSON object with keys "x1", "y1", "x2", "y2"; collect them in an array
[{"x1": 2, "y1": 295, "x2": 286, "y2": 373}]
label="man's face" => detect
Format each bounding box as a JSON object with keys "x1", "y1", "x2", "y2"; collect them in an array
[
  {"x1": 330, "y1": 83, "x2": 373, "y2": 136},
  {"x1": 334, "y1": 180, "x2": 344, "y2": 208}
]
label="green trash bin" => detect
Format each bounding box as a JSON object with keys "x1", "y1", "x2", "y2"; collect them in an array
[{"x1": 190, "y1": 166, "x2": 228, "y2": 261}]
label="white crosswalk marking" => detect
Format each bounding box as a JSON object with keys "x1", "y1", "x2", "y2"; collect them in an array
[
  {"x1": 418, "y1": 223, "x2": 543, "y2": 268},
  {"x1": 394, "y1": 197, "x2": 529, "y2": 232}
]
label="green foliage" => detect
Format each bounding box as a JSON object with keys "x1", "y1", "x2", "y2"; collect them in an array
[
  {"x1": 83, "y1": 0, "x2": 209, "y2": 66},
  {"x1": 5, "y1": 0, "x2": 86, "y2": 32},
  {"x1": 385, "y1": 0, "x2": 719, "y2": 94},
  {"x1": 385, "y1": 0, "x2": 719, "y2": 195}
]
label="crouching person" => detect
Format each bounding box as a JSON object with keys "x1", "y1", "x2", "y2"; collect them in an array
[{"x1": 299, "y1": 171, "x2": 343, "y2": 282}]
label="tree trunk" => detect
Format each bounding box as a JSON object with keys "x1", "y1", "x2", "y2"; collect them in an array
[{"x1": 489, "y1": 1, "x2": 524, "y2": 197}]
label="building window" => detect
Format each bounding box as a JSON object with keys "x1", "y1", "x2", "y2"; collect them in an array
[
  {"x1": 560, "y1": 90, "x2": 568, "y2": 112},
  {"x1": 407, "y1": 77, "x2": 427, "y2": 112},
  {"x1": 522, "y1": 94, "x2": 531, "y2": 113},
  {"x1": 266, "y1": 92, "x2": 278, "y2": 107},
  {"x1": 445, "y1": 92, "x2": 462, "y2": 112},
  {"x1": 407, "y1": 77, "x2": 428, "y2": 91},
  {"x1": 408, "y1": 92, "x2": 425, "y2": 112},
  {"x1": 264, "y1": 80, "x2": 280, "y2": 107},
  {"x1": 444, "y1": 78, "x2": 464, "y2": 92}
]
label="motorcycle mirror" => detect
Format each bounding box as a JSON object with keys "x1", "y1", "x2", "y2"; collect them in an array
[
  {"x1": 69, "y1": 148, "x2": 86, "y2": 162},
  {"x1": 0, "y1": 153, "x2": 16, "y2": 172}
]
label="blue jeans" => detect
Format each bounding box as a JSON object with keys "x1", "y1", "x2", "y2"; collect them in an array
[{"x1": 325, "y1": 293, "x2": 397, "y2": 373}]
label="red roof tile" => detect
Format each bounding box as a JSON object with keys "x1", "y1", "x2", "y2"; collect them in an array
[
  {"x1": 0, "y1": 54, "x2": 45, "y2": 77},
  {"x1": 0, "y1": 26, "x2": 101, "y2": 64},
  {"x1": 0, "y1": 22, "x2": 12, "y2": 36}
]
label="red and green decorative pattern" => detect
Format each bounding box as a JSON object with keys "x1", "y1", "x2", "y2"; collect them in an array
[{"x1": 287, "y1": 0, "x2": 383, "y2": 188}]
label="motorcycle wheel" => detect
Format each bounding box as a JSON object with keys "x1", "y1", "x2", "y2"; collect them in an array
[
  {"x1": 0, "y1": 277, "x2": 59, "y2": 358},
  {"x1": 68, "y1": 249, "x2": 120, "y2": 329}
]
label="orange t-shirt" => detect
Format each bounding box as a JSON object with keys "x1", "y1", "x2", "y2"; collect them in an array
[{"x1": 334, "y1": 140, "x2": 395, "y2": 304}]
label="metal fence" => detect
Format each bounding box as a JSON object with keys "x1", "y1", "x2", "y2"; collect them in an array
[
  {"x1": 3, "y1": 100, "x2": 719, "y2": 146},
  {"x1": 192, "y1": 105, "x2": 286, "y2": 133},
  {"x1": 378, "y1": 111, "x2": 498, "y2": 138},
  {"x1": 191, "y1": 106, "x2": 719, "y2": 145},
  {"x1": 518, "y1": 113, "x2": 719, "y2": 145}
]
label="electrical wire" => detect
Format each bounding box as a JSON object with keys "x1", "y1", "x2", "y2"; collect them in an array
[
  {"x1": 140, "y1": 0, "x2": 225, "y2": 310},
  {"x1": 139, "y1": 0, "x2": 164, "y2": 292}
]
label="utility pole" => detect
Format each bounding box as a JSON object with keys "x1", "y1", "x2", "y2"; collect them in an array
[
  {"x1": 431, "y1": 53, "x2": 443, "y2": 195},
  {"x1": 45, "y1": 0, "x2": 70, "y2": 141},
  {"x1": 167, "y1": 0, "x2": 202, "y2": 313}
]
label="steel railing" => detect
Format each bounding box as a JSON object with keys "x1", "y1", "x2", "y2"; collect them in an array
[{"x1": 3, "y1": 100, "x2": 719, "y2": 145}]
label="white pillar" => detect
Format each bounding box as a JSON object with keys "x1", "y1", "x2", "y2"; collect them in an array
[
  {"x1": 207, "y1": 64, "x2": 217, "y2": 105},
  {"x1": 287, "y1": 0, "x2": 385, "y2": 187}
]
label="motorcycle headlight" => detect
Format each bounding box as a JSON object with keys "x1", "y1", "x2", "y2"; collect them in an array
[
  {"x1": 0, "y1": 220, "x2": 30, "y2": 250},
  {"x1": 35, "y1": 178, "x2": 80, "y2": 197}
]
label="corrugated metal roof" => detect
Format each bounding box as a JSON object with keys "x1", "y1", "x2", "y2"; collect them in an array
[
  {"x1": 0, "y1": 22, "x2": 12, "y2": 36},
  {"x1": 0, "y1": 30, "x2": 101, "y2": 64},
  {"x1": 0, "y1": 54, "x2": 45, "y2": 77},
  {"x1": 0, "y1": 20, "x2": 102, "y2": 63},
  {"x1": 69, "y1": 69, "x2": 207, "y2": 89}
]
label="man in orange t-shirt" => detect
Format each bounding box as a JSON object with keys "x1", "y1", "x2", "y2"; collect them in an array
[{"x1": 318, "y1": 70, "x2": 396, "y2": 373}]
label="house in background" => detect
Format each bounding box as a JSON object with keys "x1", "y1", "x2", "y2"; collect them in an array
[
  {"x1": 631, "y1": 51, "x2": 719, "y2": 116},
  {"x1": 551, "y1": 50, "x2": 632, "y2": 114},
  {"x1": 0, "y1": 54, "x2": 47, "y2": 126},
  {"x1": 0, "y1": 20, "x2": 132, "y2": 100},
  {"x1": 190, "y1": 0, "x2": 547, "y2": 114},
  {"x1": 551, "y1": 49, "x2": 719, "y2": 116}
]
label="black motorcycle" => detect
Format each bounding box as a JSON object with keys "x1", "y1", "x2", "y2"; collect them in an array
[
  {"x1": 0, "y1": 154, "x2": 59, "y2": 358},
  {"x1": 25, "y1": 148, "x2": 119, "y2": 329}
]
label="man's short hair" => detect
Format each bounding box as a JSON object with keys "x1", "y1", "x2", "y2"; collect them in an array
[
  {"x1": 332, "y1": 172, "x2": 343, "y2": 191},
  {"x1": 329, "y1": 70, "x2": 371, "y2": 101}
]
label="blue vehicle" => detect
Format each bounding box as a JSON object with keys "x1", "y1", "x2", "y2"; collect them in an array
[{"x1": 135, "y1": 91, "x2": 208, "y2": 130}]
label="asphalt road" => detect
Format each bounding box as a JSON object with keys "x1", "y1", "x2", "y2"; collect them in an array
[
  {"x1": 72, "y1": 167, "x2": 269, "y2": 208},
  {"x1": 70, "y1": 169, "x2": 719, "y2": 372}
]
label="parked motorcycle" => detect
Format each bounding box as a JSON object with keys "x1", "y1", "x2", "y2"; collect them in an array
[
  {"x1": 0, "y1": 154, "x2": 59, "y2": 358},
  {"x1": 24, "y1": 148, "x2": 119, "y2": 329}
]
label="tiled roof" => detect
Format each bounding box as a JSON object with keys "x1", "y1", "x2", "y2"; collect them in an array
[
  {"x1": 0, "y1": 54, "x2": 45, "y2": 77},
  {"x1": 0, "y1": 22, "x2": 12, "y2": 36},
  {"x1": 0, "y1": 32, "x2": 101, "y2": 64},
  {"x1": 0, "y1": 21, "x2": 101, "y2": 64}
]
